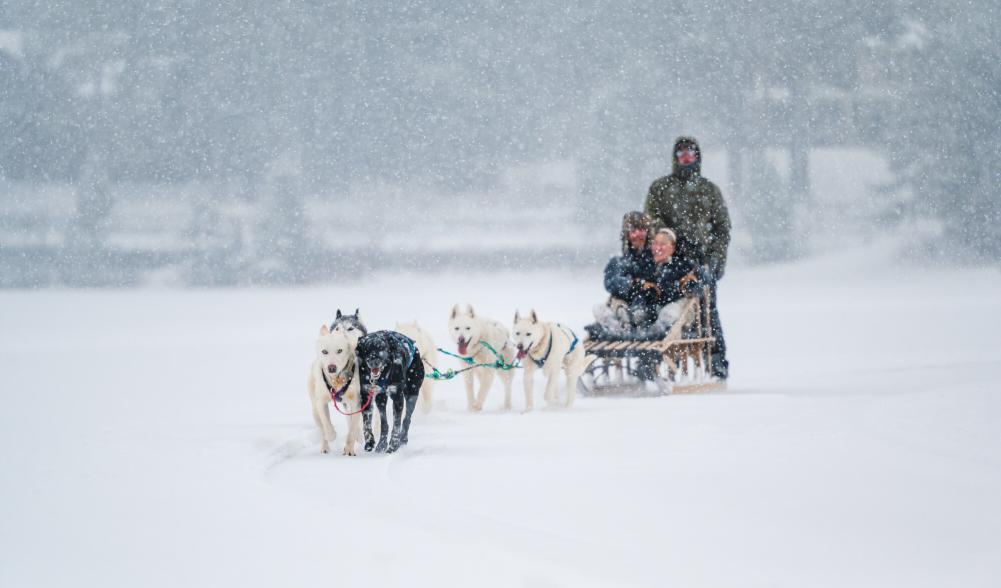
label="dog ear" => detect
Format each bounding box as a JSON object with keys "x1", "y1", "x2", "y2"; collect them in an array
[
  {"x1": 451, "y1": 304, "x2": 460, "y2": 319},
  {"x1": 335, "y1": 309, "x2": 342, "y2": 319},
  {"x1": 354, "y1": 308, "x2": 360, "y2": 317},
  {"x1": 467, "y1": 304, "x2": 476, "y2": 318},
  {"x1": 320, "y1": 324, "x2": 329, "y2": 336},
  {"x1": 514, "y1": 310, "x2": 520, "y2": 323},
  {"x1": 530, "y1": 309, "x2": 538, "y2": 324}
]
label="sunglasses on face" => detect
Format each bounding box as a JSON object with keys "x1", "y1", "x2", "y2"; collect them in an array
[{"x1": 676, "y1": 148, "x2": 697, "y2": 158}]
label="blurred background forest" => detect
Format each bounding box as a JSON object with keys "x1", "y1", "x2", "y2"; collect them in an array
[{"x1": 1, "y1": 0, "x2": 998, "y2": 286}]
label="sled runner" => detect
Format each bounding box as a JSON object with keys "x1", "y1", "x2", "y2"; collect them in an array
[{"x1": 578, "y1": 288, "x2": 725, "y2": 396}]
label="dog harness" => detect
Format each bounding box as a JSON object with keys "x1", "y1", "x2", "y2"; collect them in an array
[
  {"x1": 441, "y1": 339, "x2": 509, "y2": 366},
  {"x1": 528, "y1": 324, "x2": 579, "y2": 368},
  {"x1": 429, "y1": 340, "x2": 518, "y2": 379},
  {"x1": 322, "y1": 363, "x2": 379, "y2": 417},
  {"x1": 320, "y1": 364, "x2": 354, "y2": 403}
]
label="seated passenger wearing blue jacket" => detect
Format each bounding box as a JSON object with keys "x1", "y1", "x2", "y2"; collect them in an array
[
  {"x1": 591, "y1": 222, "x2": 702, "y2": 340},
  {"x1": 596, "y1": 211, "x2": 656, "y2": 337}
]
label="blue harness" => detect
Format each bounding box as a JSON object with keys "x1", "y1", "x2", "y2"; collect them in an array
[{"x1": 530, "y1": 324, "x2": 579, "y2": 368}]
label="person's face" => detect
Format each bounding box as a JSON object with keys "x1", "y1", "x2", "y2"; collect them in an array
[
  {"x1": 676, "y1": 146, "x2": 698, "y2": 166},
  {"x1": 651, "y1": 234, "x2": 676, "y2": 263},
  {"x1": 628, "y1": 228, "x2": 648, "y2": 250}
]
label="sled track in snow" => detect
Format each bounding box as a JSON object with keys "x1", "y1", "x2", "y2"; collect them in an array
[{"x1": 261, "y1": 427, "x2": 318, "y2": 476}]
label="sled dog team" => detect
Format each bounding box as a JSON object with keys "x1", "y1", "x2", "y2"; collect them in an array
[{"x1": 308, "y1": 305, "x2": 590, "y2": 455}]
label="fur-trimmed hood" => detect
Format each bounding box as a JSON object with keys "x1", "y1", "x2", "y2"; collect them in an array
[{"x1": 620, "y1": 210, "x2": 652, "y2": 254}]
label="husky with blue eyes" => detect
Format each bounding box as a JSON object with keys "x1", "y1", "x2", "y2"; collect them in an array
[{"x1": 307, "y1": 324, "x2": 362, "y2": 455}]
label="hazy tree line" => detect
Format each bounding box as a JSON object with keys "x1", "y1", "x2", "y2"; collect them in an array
[{"x1": 0, "y1": 0, "x2": 997, "y2": 284}]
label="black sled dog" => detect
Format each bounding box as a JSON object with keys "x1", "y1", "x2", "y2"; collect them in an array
[{"x1": 355, "y1": 330, "x2": 425, "y2": 453}]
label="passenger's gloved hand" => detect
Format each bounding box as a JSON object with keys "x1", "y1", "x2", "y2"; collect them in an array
[
  {"x1": 679, "y1": 272, "x2": 700, "y2": 297},
  {"x1": 628, "y1": 277, "x2": 648, "y2": 300},
  {"x1": 640, "y1": 281, "x2": 662, "y2": 297}
]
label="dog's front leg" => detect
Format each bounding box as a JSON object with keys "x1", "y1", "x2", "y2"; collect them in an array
[
  {"x1": 474, "y1": 368, "x2": 495, "y2": 411},
  {"x1": 564, "y1": 368, "x2": 578, "y2": 408},
  {"x1": 543, "y1": 366, "x2": 560, "y2": 406},
  {"x1": 374, "y1": 390, "x2": 390, "y2": 452},
  {"x1": 501, "y1": 342, "x2": 516, "y2": 411},
  {"x1": 522, "y1": 363, "x2": 536, "y2": 413},
  {"x1": 462, "y1": 370, "x2": 476, "y2": 411},
  {"x1": 500, "y1": 367, "x2": 513, "y2": 411},
  {"x1": 387, "y1": 390, "x2": 405, "y2": 453},
  {"x1": 344, "y1": 412, "x2": 361, "y2": 456},
  {"x1": 362, "y1": 402, "x2": 375, "y2": 452},
  {"x1": 313, "y1": 398, "x2": 337, "y2": 453}
]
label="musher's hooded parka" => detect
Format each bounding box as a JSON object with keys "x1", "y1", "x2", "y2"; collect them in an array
[{"x1": 643, "y1": 136, "x2": 731, "y2": 279}]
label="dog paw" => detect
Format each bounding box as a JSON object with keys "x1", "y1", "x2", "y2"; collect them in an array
[
  {"x1": 342, "y1": 445, "x2": 356, "y2": 456},
  {"x1": 470, "y1": 402, "x2": 483, "y2": 412},
  {"x1": 364, "y1": 440, "x2": 375, "y2": 452},
  {"x1": 375, "y1": 440, "x2": 388, "y2": 453},
  {"x1": 321, "y1": 442, "x2": 330, "y2": 454}
]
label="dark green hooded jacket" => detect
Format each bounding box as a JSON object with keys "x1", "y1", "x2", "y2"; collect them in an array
[{"x1": 643, "y1": 136, "x2": 731, "y2": 278}]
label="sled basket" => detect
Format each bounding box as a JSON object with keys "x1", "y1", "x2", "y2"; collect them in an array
[{"x1": 579, "y1": 288, "x2": 725, "y2": 396}]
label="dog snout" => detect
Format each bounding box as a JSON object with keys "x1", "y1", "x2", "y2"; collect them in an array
[{"x1": 326, "y1": 364, "x2": 337, "y2": 373}]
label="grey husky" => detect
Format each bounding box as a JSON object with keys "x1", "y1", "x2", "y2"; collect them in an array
[{"x1": 330, "y1": 308, "x2": 367, "y2": 346}]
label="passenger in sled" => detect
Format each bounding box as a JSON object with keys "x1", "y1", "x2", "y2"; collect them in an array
[{"x1": 587, "y1": 213, "x2": 702, "y2": 342}]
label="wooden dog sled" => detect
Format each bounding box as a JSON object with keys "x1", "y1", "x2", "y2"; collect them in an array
[{"x1": 578, "y1": 289, "x2": 725, "y2": 396}]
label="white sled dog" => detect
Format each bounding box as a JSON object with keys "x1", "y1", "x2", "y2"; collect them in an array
[
  {"x1": 307, "y1": 325, "x2": 363, "y2": 455},
  {"x1": 394, "y1": 320, "x2": 437, "y2": 414},
  {"x1": 512, "y1": 310, "x2": 589, "y2": 410},
  {"x1": 448, "y1": 304, "x2": 517, "y2": 411}
]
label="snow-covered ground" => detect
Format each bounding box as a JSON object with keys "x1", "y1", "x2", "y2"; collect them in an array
[{"x1": 2, "y1": 248, "x2": 1000, "y2": 587}]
